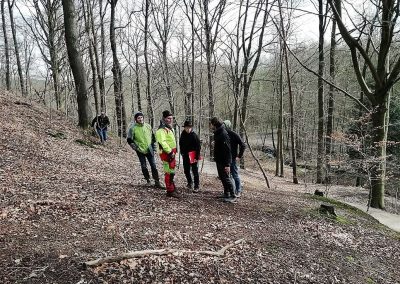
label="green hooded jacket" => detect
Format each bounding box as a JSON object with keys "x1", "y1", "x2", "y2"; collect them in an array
[{"x1": 127, "y1": 122, "x2": 155, "y2": 154}]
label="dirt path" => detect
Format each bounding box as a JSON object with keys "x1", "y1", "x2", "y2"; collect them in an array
[{"x1": 198, "y1": 159, "x2": 400, "y2": 233}]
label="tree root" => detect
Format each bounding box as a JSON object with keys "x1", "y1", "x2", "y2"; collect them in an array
[{"x1": 84, "y1": 238, "x2": 245, "y2": 267}]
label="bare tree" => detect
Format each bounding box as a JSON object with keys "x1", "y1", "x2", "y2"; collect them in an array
[
  {"x1": 109, "y1": 0, "x2": 127, "y2": 137},
  {"x1": 18, "y1": 0, "x2": 66, "y2": 110},
  {"x1": 82, "y1": 0, "x2": 100, "y2": 114},
  {"x1": 8, "y1": 0, "x2": 26, "y2": 96},
  {"x1": 278, "y1": 0, "x2": 297, "y2": 183},
  {"x1": 328, "y1": 0, "x2": 400, "y2": 208},
  {"x1": 142, "y1": 0, "x2": 154, "y2": 126},
  {"x1": 62, "y1": 0, "x2": 90, "y2": 128},
  {"x1": 151, "y1": 0, "x2": 177, "y2": 114},
  {"x1": 1, "y1": 0, "x2": 11, "y2": 90}
]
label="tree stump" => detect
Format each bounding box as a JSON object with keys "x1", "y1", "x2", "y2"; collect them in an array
[{"x1": 319, "y1": 204, "x2": 337, "y2": 217}]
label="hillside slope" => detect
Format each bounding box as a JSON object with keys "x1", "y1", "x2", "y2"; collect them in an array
[{"x1": 1, "y1": 91, "x2": 399, "y2": 283}]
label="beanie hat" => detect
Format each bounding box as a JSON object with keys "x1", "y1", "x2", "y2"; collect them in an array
[
  {"x1": 162, "y1": 110, "x2": 173, "y2": 118},
  {"x1": 223, "y1": 120, "x2": 232, "y2": 130},
  {"x1": 134, "y1": 111, "x2": 144, "y2": 121},
  {"x1": 183, "y1": 120, "x2": 193, "y2": 127}
]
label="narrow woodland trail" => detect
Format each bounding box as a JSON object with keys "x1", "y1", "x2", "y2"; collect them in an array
[
  {"x1": 200, "y1": 159, "x2": 400, "y2": 232},
  {"x1": 1, "y1": 91, "x2": 400, "y2": 284}
]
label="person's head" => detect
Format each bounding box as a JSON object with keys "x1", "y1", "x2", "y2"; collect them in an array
[
  {"x1": 223, "y1": 120, "x2": 232, "y2": 130},
  {"x1": 100, "y1": 111, "x2": 105, "y2": 117},
  {"x1": 162, "y1": 110, "x2": 173, "y2": 126},
  {"x1": 134, "y1": 111, "x2": 144, "y2": 124},
  {"x1": 210, "y1": 117, "x2": 222, "y2": 131},
  {"x1": 183, "y1": 120, "x2": 193, "y2": 133}
]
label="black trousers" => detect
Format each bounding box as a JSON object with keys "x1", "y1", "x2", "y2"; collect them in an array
[
  {"x1": 216, "y1": 163, "x2": 235, "y2": 197},
  {"x1": 182, "y1": 154, "x2": 199, "y2": 187},
  {"x1": 136, "y1": 151, "x2": 159, "y2": 181}
]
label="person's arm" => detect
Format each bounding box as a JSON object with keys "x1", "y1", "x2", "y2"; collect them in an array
[
  {"x1": 236, "y1": 133, "x2": 246, "y2": 158},
  {"x1": 222, "y1": 134, "x2": 232, "y2": 167},
  {"x1": 127, "y1": 126, "x2": 138, "y2": 151},
  {"x1": 91, "y1": 117, "x2": 97, "y2": 128}
]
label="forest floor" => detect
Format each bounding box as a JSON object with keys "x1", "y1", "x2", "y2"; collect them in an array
[{"x1": 1, "y1": 91, "x2": 400, "y2": 284}]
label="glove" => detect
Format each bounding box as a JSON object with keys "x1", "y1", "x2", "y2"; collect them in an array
[{"x1": 168, "y1": 151, "x2": 175, "y2": 162}]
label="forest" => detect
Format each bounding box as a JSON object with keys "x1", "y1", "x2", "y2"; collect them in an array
[
  {"x1": 1, "y1": 0, "x2": 400, "y2": 282},
  {"x1": 1, "y1": 0, "x2": 400, "y2": 203}
]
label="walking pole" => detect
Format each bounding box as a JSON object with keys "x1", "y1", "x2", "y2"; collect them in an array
[{"x1": 200, "y1": 140, "x2": 209, "y2": 175}]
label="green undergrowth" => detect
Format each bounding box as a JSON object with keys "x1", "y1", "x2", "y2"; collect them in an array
[{"x1": 305, "y1": 193, "x2": 368, "y2": 216}]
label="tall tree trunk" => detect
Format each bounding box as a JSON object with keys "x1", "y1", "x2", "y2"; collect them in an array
[
  {"x1": 135, "y1": 51, "x2": 142, "y2": 111},
  {"x1": 110, "y1": 0, "x2": 126, "y2": 137},
  {"x1": 99, "y1": 0, "x2": 106, "y2": 112},
  {"x1": 1, "y1": 0, "x2": 10, "y2": 90},
  {"x1": 276, "y1": 43, "x2": 284, "y2": 177},
  {"x1": 370, "y1": 101, "x2": 388, "y2": 209},
  {"x1": 144, "y1": 0, "x2": 154, "y2": 127},
  {"x1": 8, "y1": 0, "x2": 26, "y2": 96},
  {"x1": 62, "y1": 0, "x2": 90, "y2": 128},
  {"x1": 82, "y1": 0, "x2": 99, "y2": 115},
  {"x1": 316, "y1": 0, "x2": 325, "y2": 183},
  {"x1": 278, "y1": 0, "x2": 297, "y2": 183},
  {"x1": 326, "y1": 18, "x2": 336, "y2": 183}
]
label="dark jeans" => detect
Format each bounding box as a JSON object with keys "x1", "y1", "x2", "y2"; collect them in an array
[
  {"x1": 137, "y1": 151, "x2": 159, "y2": 181},
  {"x1": 216, "y1": 163, "x2": 235, "y2": 197},
  {"x1": 96, "y1": 128, "x2": 107, "y2": 142},
  {"x1": 182, "y1": 154, "x2": 199, "y2": 187}
]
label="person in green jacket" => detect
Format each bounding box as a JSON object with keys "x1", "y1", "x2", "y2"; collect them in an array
[
  {"x1": 156, "y1": 110, "x2": 179, "y2": 198},
  {"x1": 127, "y1": 112, "x2": 161, "y2": 187}
]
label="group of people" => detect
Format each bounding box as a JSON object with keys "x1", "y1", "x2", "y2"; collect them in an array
[{"x1": 91, "y1": 110, "x2": 245, "y2": 203}]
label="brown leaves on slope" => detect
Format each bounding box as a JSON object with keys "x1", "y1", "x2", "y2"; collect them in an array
[{"x1": 0, "y1": 91, "x2": 399, "y2": 284}]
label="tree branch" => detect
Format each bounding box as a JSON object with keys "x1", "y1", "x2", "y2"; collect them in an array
[{"x1": 84, "y1": 239, "x2": 245, "y2": 267}]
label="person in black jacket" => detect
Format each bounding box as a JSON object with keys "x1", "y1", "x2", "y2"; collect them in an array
[
  {"x1": 223, "y1": 120, "x2": 246, "y2": 197},
  {"x1": 91, "y1": 112, "x2": 110, "y2": 144},
  {"x1": 210, "y1": 117, "x2": 236, "y2": 203},
  {"x1": 179, "y1": 120, "x2": 201, "y2": 192}
]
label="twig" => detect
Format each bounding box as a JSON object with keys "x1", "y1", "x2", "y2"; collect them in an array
[{"x1": 84, "y1": 239, "x2": 245, "y2": 267}]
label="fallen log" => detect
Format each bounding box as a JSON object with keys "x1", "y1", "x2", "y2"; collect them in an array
[{"x1": 84, "y1": 238, "x2": 245, "y2": 267}]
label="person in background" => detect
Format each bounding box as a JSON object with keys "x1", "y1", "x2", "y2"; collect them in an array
[
  {"x1": 91, "y1": 112, "x2": 110, "y2": 144},
  {"x1": 179, "y1": 120, "x2": 201, "y2": 192},
  {"x1": 210, "y1": 117, "x2": 237, "y2": 203},
  {"x1": 223, "y1": 120, "x2": 246, "y2": 197},
  {"x1": 156, "y1": 110, "x2": 179, "y2": 198},
  {"x1": 127, "y1": 112, "x2": 161, "y2": 187}
]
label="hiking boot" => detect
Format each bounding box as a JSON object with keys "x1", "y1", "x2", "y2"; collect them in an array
[
  {"x1": 193, "y1": 186, "x2": 200, "y2": 193},
  {"x1": 154, "y1": 180, "x2": 162, "y2": 188},
  {"x1": 236, "y1": 191, "x2": 241, "y2": 198},
  {"x1": 146, "y1": 179, "x2": 151, "y2": 186},
  {"x1": 186, "y1": 183, "x2": 193, "y2": 190},
  {"x1": 218, "y1": 193, "x2": 230, "y2": 199},
  {"x1": 224, "y1": 196, "x2": 237, "y2": 203},
  {"x1": 166, "y1": 191, "x2": 181, "y2": 198}
]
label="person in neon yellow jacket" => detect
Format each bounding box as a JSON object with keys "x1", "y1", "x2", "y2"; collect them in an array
[
  {"x1": 156, "y1": 110, "x2": 179, "y2": 197},
  {"x1": 127, "y1": 112, "x2": 160, "y2": 187}
]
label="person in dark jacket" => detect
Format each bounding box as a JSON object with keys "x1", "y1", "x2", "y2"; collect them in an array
[
  {"x1": 223, "y1": 120, "x2": 246, "y2": 197},
  {"x1": 179, "y1": 120, "x2": 201, "y2": 192},
  {"x1": 91, "y1": 112, "x2": 110, "y2": 144},
  {"x1": 210, "y1": 117, "x2": 236, "y2": 203}
]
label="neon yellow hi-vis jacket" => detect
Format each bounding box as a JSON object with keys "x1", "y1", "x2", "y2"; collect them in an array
[
  {"x1": 127, "y1": 122, "x2": 154, "y2": 154},
  {"x1": 156, "y1": 123, "x2": 176, "y2": 154}
]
